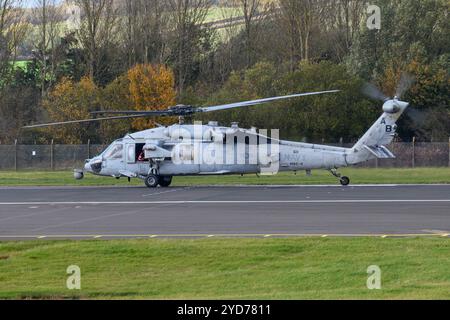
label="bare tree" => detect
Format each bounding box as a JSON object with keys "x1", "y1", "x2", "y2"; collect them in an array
[
  {"x1": 320, "y1": 0, "x2": 367, "y2": 61},
  {"x1": 33, "y1": 0, "x2": 63, "y2": 97},
  {"x1": 278, "y1": 0, "x2": 317, "y2": 64},
  {"x1": 75, "y1": 0, "x2": 118, "y2": 81},
  {"x1": 277, "y1": 0, "x2": 301, "y2": 70},
  {"x1": 0, "y1": 2, "x2": 38, "y2": 142},
  {"x1": 121, "y1": 0, "x2": 169, "y2": 67},
  {"x1": 144, "y1": 0, "x2": 170, "y2": 65},
  {"x1": 168, "y1": 0, "x2": 211, "y2": 95},
  {"x1": 277, "y1": 0, "x2": 367, "y2": 65},
  {"x1": 215, "y1": 1, "x2": 241, "y2": 80},
  {"x1": 0, "y1": 0, "x2": 27, "y2": 88},
  {"x1": 234, "y1": 0, "x2": 262, "y2": 68}
]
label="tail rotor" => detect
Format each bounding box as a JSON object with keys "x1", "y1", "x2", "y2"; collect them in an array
[
  {"x1": 362, "y1": 72, "x2": 427, "y2": 132},
  {"x1": 395, "y1": 72, "x2": 415, "y2": 100}
]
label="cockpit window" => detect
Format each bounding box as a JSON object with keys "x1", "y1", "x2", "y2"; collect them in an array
[{"x1": 103, "y1": 143, "x2": 123, "y2": 160}]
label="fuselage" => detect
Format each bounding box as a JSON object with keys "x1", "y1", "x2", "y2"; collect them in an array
[
  {"x1": 84, "y1": 97, "x2": 409, "y2": 180},
  {"x1": 84, "y1": 123, "x2": 352, "y2": 178}
]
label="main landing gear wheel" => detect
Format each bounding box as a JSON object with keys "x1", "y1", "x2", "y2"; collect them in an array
[
  {"x1": 145, "y1": 174, "x2": 159, "y2": 188},
  {"x1": 340, "y1": 176, "x2": 350, "y2": 186},
  {"x1": 159, "y1": 176, "x2": 173, "y2": 187}
]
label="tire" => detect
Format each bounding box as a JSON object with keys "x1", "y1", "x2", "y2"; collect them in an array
[
  {"x1": 145, "y1": 174, "x2": 159, "y2": 188},
  {"x1": 340, "y1": 176, "x2": 350, "y2": 186},
  {"x1": 159, "y1": 176, "x2": 173, "y2": 187}
]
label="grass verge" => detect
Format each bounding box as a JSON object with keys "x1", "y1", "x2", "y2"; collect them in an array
[
  {"x1": 0, "y1": 168, "x2": 449, "y2": 186},
  {"x1": 0, "y1": 238, "x2": 449, "y2": 299}
]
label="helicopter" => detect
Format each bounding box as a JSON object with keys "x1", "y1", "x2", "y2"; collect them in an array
[{"x1": 24, "y1": 80, "x2": 411, "y2": 188}]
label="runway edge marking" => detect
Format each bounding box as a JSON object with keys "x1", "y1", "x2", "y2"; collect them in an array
[
  {"x1": 0, "y1": 233, "x2": 449, "y2": 240},
  {"x1": 1, "y1": 199, "x2": 450, "y2": 205}
]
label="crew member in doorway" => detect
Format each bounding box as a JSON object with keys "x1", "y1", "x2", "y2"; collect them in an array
[{"x1": 138, "y1": 151, "x2": 145, "y2": 161}]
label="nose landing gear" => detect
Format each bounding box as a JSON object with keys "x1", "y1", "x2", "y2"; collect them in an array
[
  {"x1": 145, "y1": 174, "x2": 159, "y2": 188},
  {"x1": 330, "y1": 168, "x2": 350, "y2": 186}
]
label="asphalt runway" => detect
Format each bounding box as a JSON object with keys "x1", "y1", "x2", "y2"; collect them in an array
[{"x1": 0, "y1": 185, "x2": 449, "y2": 240}]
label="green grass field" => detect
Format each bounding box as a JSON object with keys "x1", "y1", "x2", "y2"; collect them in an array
[
  {"x1": 0, "y1": 238, "x2": 449, "y2": 299},
  {"x1": 0, "y1": 168, "x2": 449, "y2": 186},
  {"x1": 205, "y1": 6, "x2": 242, "y2": 23}
]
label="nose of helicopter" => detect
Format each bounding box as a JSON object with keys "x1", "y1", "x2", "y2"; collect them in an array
[{"x1": 85, "y1": 158, "x2": 103, "y2": 174}]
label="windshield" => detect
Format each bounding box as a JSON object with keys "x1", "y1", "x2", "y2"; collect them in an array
[{"x1": 103, "y1": 143, "x2": 123, "y2": 160}]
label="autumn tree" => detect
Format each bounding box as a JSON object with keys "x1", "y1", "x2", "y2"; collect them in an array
[
  {"x1": 42, "y1": 77, "x2": 101, "y2": 143},
  {"x1": 127, "y1": 64, "x2": 177, "y2": 130},
  {"x1": 99, "y1": 74, "x2": 134, "y2": 142}
]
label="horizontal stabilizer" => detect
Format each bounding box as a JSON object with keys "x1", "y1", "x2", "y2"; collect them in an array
[{"x1": 363, "y1": 145, "x2": 396, "y2": 159}]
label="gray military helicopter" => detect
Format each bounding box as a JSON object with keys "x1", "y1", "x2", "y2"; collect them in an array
[{"x1": 24, "y1": 81, "x2": 411, "y2": 188}]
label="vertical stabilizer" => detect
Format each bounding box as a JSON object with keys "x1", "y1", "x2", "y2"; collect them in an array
[{"x1": 347, "y1": 100, "x2": 409, "y2": 165}]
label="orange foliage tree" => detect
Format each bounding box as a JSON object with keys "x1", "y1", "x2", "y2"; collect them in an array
[
  {"x1": 42, "y1": 64, "x2": 177, "y2": 143},
  {"x1": 127, "y1": 64, "x2": 177, "y2": 130},
  {"x1": 99, "y1": 74, "x2": 134, "y2": 142},
  {"x1": 42, "y1": 77, "x2": 101, "y2": 143}
]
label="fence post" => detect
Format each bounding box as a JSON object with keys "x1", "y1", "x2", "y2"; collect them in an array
[
  {"x1": 448, "y1": 137, "x2": 450, "y2": 168},
  {"x1": 87, "y1": 139, "x2": 91, "y2": 159},
  {"x1": 14, "y1": 139, "x2": 17, "y2": 171},
  {"x1": 412, "y1": 137, "x2": 416, "y2": 168},
  {"x1": 50, "y1": 139, "x2": 54, "y2": 170}
]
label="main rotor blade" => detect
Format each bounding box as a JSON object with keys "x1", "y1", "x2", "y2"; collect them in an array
[
  {"x1": 396, "y1": 72, "x2": 415, "y2": 99},
  {"x1": 24, "y1": 91, "x2": 340, "y2": 129},
  {"x1": 23, "y1": 114, "x2": 151, "y2": 129},
  {"x1": 362, "y1": 83, "x2": 389, "y2": 102},
  {"x1": 91, "y1": 110, "x2": 171, "y2": 116},
  {"x1": 199, "y1": 90, "x2": 340, "y2": 113}
]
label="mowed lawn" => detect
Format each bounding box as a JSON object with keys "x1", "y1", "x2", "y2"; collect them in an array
[
  {"x1": 0, "y1": 238, "x2": 449, "y2": 299},
  {"x1": 0, "y1": 168, "x2": 449, "y2": 186}
]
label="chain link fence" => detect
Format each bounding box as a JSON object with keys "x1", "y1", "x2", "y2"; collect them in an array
[
  {"x1": 353, "y1": 142, "x2": 450, "y2": 168},
  {"x1": 0, "y1": 141, "x2": 449, "y2": 170},
  {"x1": 0, "y1": 144, "x2": 106, "y2": 170}
]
